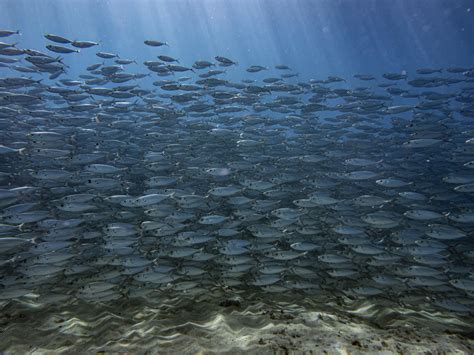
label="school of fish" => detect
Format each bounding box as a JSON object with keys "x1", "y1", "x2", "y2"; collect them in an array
[{"x1": 1, "y1": 29, "x2": 474, "y2": 317}]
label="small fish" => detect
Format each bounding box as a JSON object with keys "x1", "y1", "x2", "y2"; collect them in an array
[
  {"x1": 71, "y1": 40, "x2": 99, "y2": 48},
  {"x1": 44, "y1": 33, "x2": 71, "y2": 43},
  {"x1": 144, "y1": 40, "x2": 168, "y2": 47},
  {"x1": 46, "y1": 44, "x2": 79, "y2": 54}
]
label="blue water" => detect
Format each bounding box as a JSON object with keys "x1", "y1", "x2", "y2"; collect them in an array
[
  {"x1": 1, "y1": 0, "x2": 473, "y2": 81},
  {"x1": 1, "y1": 1, "x2": 474, "y2": 352}
]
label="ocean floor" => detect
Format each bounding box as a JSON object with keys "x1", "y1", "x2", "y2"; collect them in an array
[{"x1": 1, "y1": 291, "x2": 473, "y2": 353}]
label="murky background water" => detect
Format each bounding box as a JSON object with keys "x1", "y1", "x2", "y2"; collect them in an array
[{"x1": 1, "y1": 0, "x2": 474, "y2": 352}]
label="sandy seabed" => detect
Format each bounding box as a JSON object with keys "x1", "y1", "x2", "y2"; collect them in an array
[{"x1": 1, "y1": 291, "x2": 473, "y2": 354}]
